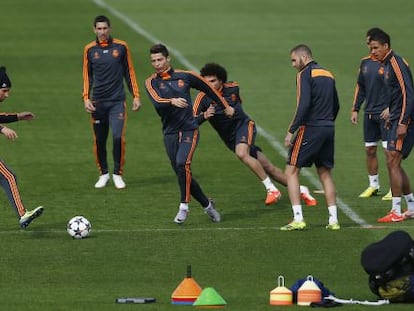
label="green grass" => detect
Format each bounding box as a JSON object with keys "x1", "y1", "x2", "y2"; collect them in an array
[{"x1": 1, "y1": 0, "x2": 414, "y2": 310}]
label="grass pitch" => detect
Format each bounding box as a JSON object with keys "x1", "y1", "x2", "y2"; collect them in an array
[{"x1": 1, "y1": 0, "x2": 414, "y2": 310}]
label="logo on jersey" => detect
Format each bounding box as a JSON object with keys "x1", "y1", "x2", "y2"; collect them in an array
[
  {"x1": 385, "y1": 71, "x2": 390, "y2": 81},
  {"x1": 178, "y1": 79, "x2": 185, "y2": 88},
  {"x1": 183, "y1": 135, "x2": 193, "y2": 144},
  {"x1": 378, "y1": 66, "x2": 384, "y2": 75},
  {"x1": 93, "y1": 52, "x2": 100, "y2": 59},
  {"x1": 112, "y1": 49, "x2": 119, "y2": 58},
  {"x1": 362, "y1": 65, "x2": 368, "y2": 74}
]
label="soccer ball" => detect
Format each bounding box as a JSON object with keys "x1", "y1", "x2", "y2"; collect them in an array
[{"x1": 67, "y1": 216, "x2": 91, "y2": 239}]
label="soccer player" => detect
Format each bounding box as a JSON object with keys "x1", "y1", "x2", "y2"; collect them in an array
[
  {"x1": 0, "y1": 66, "x2": 44, "y2": 228},
  {"x1": 193, "y1": 63, "x2": 317, "y2": 206},
  {"x1": 282, "y1": 45, "x2": 340, "y2": 231},
  {"x1": 145, "y1": 44, "x2": 234, "y2": 224},
  {"x1": 351, "y1": 28, "x2": 391, "y2": 200},
  {"x1": 82, "y1": 15, "x2": 142, "y2": 189},
  {"x1": 367, "y1": 30, "x2": 414, "y2": 223}
]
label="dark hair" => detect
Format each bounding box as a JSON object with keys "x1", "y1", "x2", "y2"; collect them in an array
[
  {"x1": 0, "y1": 66, "x2": 12, "y2": 88},
  {"x1": 290, "y1": 44, "x2": 312, "y2": 57},
  {"x1": 94, "y1": 15, "x2": 110, "y2": 27},
  {"x1": 150, "y1": 44, "x2": 169, "y2": 57},
  {"x1": 368, "y1": 29, "x2": 391, "y2": 47},
  {"x1": 366, "y1": 27, "x2": 384, "y2": 38},
  {"x1": 200, "y1": 63, "x2": 228, "y2": 83}
]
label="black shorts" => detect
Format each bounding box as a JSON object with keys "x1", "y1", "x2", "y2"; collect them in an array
[
  {"x1": 363, "y1": 112, "x2": 388, "y2": 147},
  {"x1": 287, "y1": 125, "x2": 335, "y2": 168},
  {"x1": 387, "y1": 121, "x2": 414, "y2": 159},
  {"x1": 223, "y1": 119, "x2": 256, "y2": 152}
]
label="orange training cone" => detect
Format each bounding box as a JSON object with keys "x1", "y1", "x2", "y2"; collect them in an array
[{"x1": 171, "y1": 265, "x2": 203, "y2": 305}]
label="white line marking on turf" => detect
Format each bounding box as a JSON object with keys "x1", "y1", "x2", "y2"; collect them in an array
[
  {"x1": 1, "y1": 223, "x2": 410, "y2": 235},
  {"x1": 92, "y1": 0, "x2": 369, "y2": 227}
]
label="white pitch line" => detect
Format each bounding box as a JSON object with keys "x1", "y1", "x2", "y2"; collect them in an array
[
  {"x1": 91, "y1": 0, "x2": 370, "y2": 227},
  {"x1": 1, "y1": 223, "x2": 411, "y2": 235},
  {"x1": 0, "y1": 226, "x2": 279, "y2": 235}
]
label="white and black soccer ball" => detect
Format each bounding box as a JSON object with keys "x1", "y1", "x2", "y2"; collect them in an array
[{"x1": 67, "y1": 216, "x2": 91, "y2": 239}]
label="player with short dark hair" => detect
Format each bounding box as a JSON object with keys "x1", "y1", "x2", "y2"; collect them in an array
[
  {"x1": 282, "y1": 44, "x2": 340, "y2": 231},
  {"x1": 0, "y1": 66, "x2": 43, "y2": 228},
  {"x1": 351, "y1": 28, "x2": 391, "y2": 200},
  {"x1": 145, "y1": 44, "x2": 234, "y2": 224},
  {"x1": 82, "y1": 15, "x2": 142, "y2": 189},
  {"x1": 367, "y1": 29, "x2": 414, "y2": 223}
]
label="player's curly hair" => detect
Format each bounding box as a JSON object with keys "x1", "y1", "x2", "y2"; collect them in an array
[{"x1": 200, "y1": 63, "x2": 227, "y2": 83}]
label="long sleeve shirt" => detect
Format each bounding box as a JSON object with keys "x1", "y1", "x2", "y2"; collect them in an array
[
  {"x1": 0, "y1": 113, "x2": 18, "y2": 123},
  {"x1": 288, "y1": 61, "x2": 339, "y2": 134},
  {"x1": 352, "y1": 56, "x2": 387, "y2": 114},
  {"x1": 0, "y1": 113, "x2": 19, "y2": 132},
  {"x1": 145, "y1": 68, "x2": 230, "y2": 134},
  {"x1": 382, "y1": 49, "x2": 414, "y2": 125},
  {"x1": 193, "y1": 81, "x2": 248, "y2": 142},
  {"x1": 82, "y1": 36, "x2": 140, "y2": 102}
]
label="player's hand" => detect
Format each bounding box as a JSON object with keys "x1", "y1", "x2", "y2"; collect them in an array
[
  {"x1": 224, "y1": 106, "x2": 234, "y2": 117},
  {"x1": 132, "y1": 98, "x2": 142, "y2": 111},
  {"x1": 203, "y1": 105, "x2": 215, "y2": 119},
  {"x1": 170, "y1": 98, "x2": 188, "y2": 108},
  {"x1": 397, "y1": 124, "x2": 408, "y2": 137},
  {"x1": 380, "y1": 107, "x2": 390, "y2": 120},
  {"x1": 17, "y1": 112, "x2": 35, "y2": 121},
  {"x1": 284, "y1": 132, "x2": 293, "y2": 147},
  {"x1": 84, "y1": 99, "x2": 96, "y2": 113},
  {"x1": 350, "y1": 111, "x2": 358, "y2": 124},
  {"x1": 1, "y1": 127, "x2": 18, "y2": 140}
]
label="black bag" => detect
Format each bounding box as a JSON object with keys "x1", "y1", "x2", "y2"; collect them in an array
[{"x1": 361, "y1": 230, "x2": 414, "y2": 296}]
